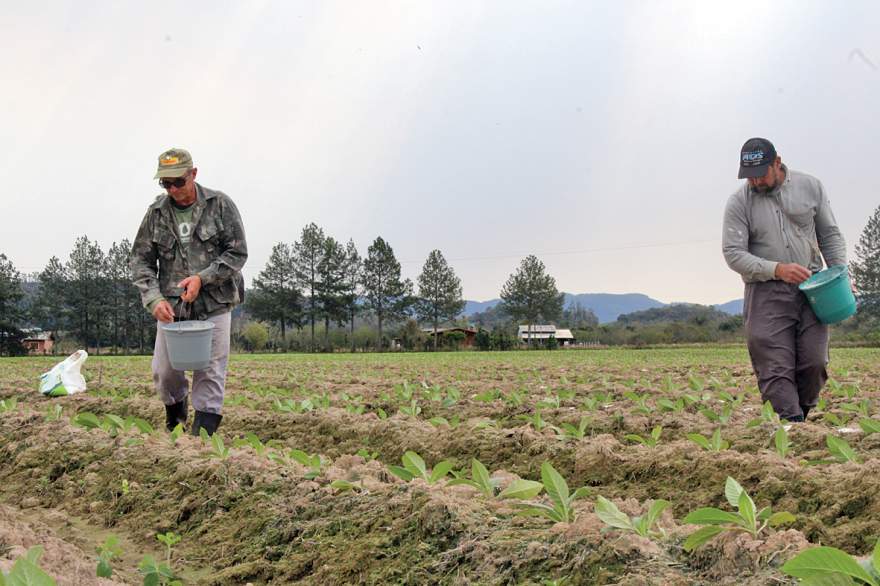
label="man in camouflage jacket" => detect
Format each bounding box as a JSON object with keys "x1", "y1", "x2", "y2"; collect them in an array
[{"x1": 131, "y1": 148, "x2": 247, "y2": 436}]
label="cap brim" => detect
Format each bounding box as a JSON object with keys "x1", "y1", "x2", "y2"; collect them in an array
[
  {"x1": 738, "y1": 164, "x2": 769, "y2": 179},
  {"x1": 154, "y1": 167, "x2": 191, "y2": 179}
]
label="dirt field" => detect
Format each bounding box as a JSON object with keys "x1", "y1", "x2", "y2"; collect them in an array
[{"x1": 1, "y1": 346, "x2": 879, "y2": 584}]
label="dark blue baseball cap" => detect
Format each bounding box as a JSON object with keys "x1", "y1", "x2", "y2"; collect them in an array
[{"x1": 738, "y1": 137, "x2": 777, "y2": 179}]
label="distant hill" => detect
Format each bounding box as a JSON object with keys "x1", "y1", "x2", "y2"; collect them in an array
[{"x1": 463, "y1": 293, "x2": 743, "y2": 324}]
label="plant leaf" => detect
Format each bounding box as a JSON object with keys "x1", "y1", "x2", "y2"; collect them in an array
[
  {"x1": 402, "y1": 451, "x2": 428, "y2": 480},
  {"x1": 499, "y1": 479, "x2": 544, "y2": 500},
  {"x1": 859, "y1": 419, "x2": 880, "y2": 436},
  {"x1": 643, "y1": 499, "x2": 670, "y2": 534},
  {"x1": 594, "y1": 496, "x2": 634, "y2": 531},
  {"x1": 782, "y1": 546, "x2": 877, "y2": 584},
  {"x1": 827, "y1": 435, "x2": 860, "y2": 464},
  {"x1": 388, "y1": 465, "x2": 413, "y2": 482},
  {"x1": 429, "y1": 460, "x2": 454, "y2": 483},
  {"x1": 738, "y1": 490, "x2": 757, "y2": 534},
  {"x1": 471, "y1": 459, "x2": 492, "y2": 495},
  {"x1": 725, "y1": 477, "x2": 744, "y2": 509},
  {"x1": 684, "y1": 507, "x2": 741, "y2": 526},
  {"x1": 768, "y1": 511, "x2": 796, "y2": 527},
  {"x1": 541, "y1": 461, "x2": 570, "y2": 512},
  {"x1": 686, "y1": 433, "x2": 710, "y2": 450},
  {"x1": 683, "y1": 525, "x2": 725, "y2": 551}
]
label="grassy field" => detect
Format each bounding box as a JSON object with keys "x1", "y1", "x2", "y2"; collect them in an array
[{"x1": 1, "y1": 346, "x2": 880, "y2": 585}]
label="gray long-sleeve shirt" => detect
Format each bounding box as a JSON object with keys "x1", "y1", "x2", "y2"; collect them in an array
[{"x1": 722, "y1": 166, "x2": 847, "y2": 283}]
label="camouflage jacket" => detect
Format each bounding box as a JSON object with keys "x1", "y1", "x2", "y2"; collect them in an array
[{"x1": 130, "y1": 183, "x2": 247, "y2": 319}]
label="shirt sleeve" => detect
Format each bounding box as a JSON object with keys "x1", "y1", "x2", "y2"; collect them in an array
[
  {"x1": 197, "y1": 196, "x2": 248, "y2": 286},
  {"x1": 722, "y1": 191, "x2": 778, "y2": 282},
  {"x1": 814, "y1": 180, "x2": 847, "y2": 268},
  {"x1": 130, "y1": 211, "x2": 165, "y2": 309}
]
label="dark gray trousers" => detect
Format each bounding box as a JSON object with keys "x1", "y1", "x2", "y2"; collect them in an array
[{"x1": 743, "y1": 280, "x2": 829, "y2": 420}]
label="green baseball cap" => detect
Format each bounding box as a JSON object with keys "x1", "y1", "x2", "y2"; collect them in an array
[{"x1": 153, "y1": 148, "x2": 193, "y2": 179}]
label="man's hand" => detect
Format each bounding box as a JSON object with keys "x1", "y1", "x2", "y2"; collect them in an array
[
  {"x1": 152, "y1": 300, "x2": 175, "y2": 323},
  {"x1": 178, "y1": 275, "x2": 202, "y2": 303},
  {"x1": 775, "y1": 263, "x2": 812, "y2": 284}
]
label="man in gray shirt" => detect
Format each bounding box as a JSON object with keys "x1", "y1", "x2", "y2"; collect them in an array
[{"x1": 722, "y1": 138, "x2": 847, "y2": 422}]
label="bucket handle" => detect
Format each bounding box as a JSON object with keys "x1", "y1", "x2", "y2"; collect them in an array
[{"x1": 174, "y1": 301, "x2": 192, "y2": 323}]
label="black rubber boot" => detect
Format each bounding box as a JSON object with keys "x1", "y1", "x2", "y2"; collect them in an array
[
  {"x1": 801, "y1": 405, "x2": 811, "y2": 421},
  {"x1": 192, "y1": 410, "x2": 223, "y2": 437},
  {"x1": 785, "y1": 414, "x2": 805, "y2": 423},
  {"x1": 164, "y1": 398, "x2": 188, "y2": 432}
]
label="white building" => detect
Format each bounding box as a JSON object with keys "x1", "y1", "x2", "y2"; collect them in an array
[{"x1": 517, "y1": 325, "x2": 575, "y2": 345}]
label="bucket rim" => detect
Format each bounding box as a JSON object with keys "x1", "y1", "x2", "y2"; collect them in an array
[
  {"x1": 160, "y1": 320, "x2": 216, "y2": 333},
  {"x1": 798, "y1": 264, "x2": 849, "y2": 292}
]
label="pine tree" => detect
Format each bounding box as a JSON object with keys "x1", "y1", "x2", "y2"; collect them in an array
[
  {"x1": 0, "y1": 253, "x2": 25, "y2": 356},
  {"x1": 34, "y1": 256, "x2": 69, "y2": 351},
  {"x1": 248, "y1": 242, "x2": 302, "y2": 343},
  {"x1": 362, "y1": 237, "x2": 413, "y2": 350},
  {"x1": 851, "y1": 204, "x2": 880, "y2": 319},
  {"x1": 317, "y1": 237, "x2": 349, "y2": 351},
  {"x1": 499, "y1": 255, "x2": 565, "y2": 347},
  {"x1": 66, "y1": 236, "x2": 107, "y2": 352},
  {"x1": 293, "y1": 223, "x2": 326, "y2": 351},
  {"x1": 340, "y1": 240, "x2": 362, "y2": 352},
  {"x1": 416, "y1": 250, "x2": 465, "y2": 351}
]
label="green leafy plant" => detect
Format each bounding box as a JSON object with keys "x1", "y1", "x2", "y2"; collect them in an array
[
  {"x1": 474, "y1": 388, "x2": 502, "y2": 403},
  {"x1": 859, "y1": 419, "x2": 880, "y2": 436},
  {"x1": 388, "y1": 451, "x2": 453, "y2": 484},
  {"x1": 0, "y1": 397, "x2": 18, "y2": 414},
  {"x1": 514, "y1": 461, "x2": 591, "y2": 523},
  {"x1": 825, "y1": 412, "x2": 852, "y2": 428},
  {"x1": 625, "y1": 426, "x2": 663, "y2": 447},
  {"x1": 356, "y1": 448, "x2": 379, "y2": 461},
  {"x1": 774, "y1": 426, "x2": 791, "y2": 458},
  {"x1": 0, "y1": 546, "x2": 55, "y2": 585},
  {"x1": 687, "y1": 428, "x2": 729, "y2": 452},
  {"x1": 138, "y1": 555, "x2": 181, "y2": 586},
  {"x1": 699, "y1": 403, "x2": 734, "y2": 425},
  {"x1": 168, "y1": 423, "x2": 184, "y2": 445},
  {"x1": 447, "y1": 458, "x2": 500, "y2": 497},
  {"x1": 330, "y1": 479, "x2": 362, "y2": 492},
  {"x1": 841, "y1": 399, "x2": 872, "y2": 418},
  {"x1": 290, "y1": 449, "x2": 325, "y2": 479},
  {"x1": 747, "y1": 401, "x2": 781, "y2": 428},
  {"x1": 683, "y1": 477, "x2": 795, "y2": 551},
  {"x1": 399, "y1": 399, "x2": 422, "y2": 417},
  {"x1": 207, "y1": 434, "x2": 230, "y2": 460},
  {"x1": 517, "y1": 410, "x2": 553, "y2": 432},
  {"x1": 594, "y1": 496, "x2": 670, "y2": 539},
  {"x1": 623, "y1": 391, "x2": 652, "y2": 414},
  {"x1": 43, "y1": 404, "x2": 63, "y2": 421},
  {"x1": 557, "y1": 417, "x2": 591, "y2": 440},
  {"x1": 782, "y1": 540, "x2": 880, "y2": 585},
  {"x1": 96, "y1": 535, "x2": 122, "y2": 578},
  {"x1": 826, "y1": 435, "x2": 861, "y2": 464},
  {"x1": 233, "y1": 432, "x2": 267, "y2": 457}
]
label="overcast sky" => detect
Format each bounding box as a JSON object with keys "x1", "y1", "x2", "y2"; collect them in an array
[{"x1": 2, "y1": 1, "x2": 878, "y2": 304}]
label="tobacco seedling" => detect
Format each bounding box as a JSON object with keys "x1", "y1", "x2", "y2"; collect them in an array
[
  {"x1": 388, "y1": 451, "x2": 453, "y2": 484},
  {"x1": 699, "y1": 403, "x2": 734, "y2": 425},
  {"x1": 774, "y1": 426, "x2": 791, "y2": 458},
  {"x1": 825, "y1": 412, "x2": 852, "y2": 428},
  {"x1": 429, "y1": 415, "x2": 460, "y2": 428},
  {"x1": 625, "y1": 426, "x2": 662, "y2": 447},
  {"x1": 290, "y1": 449, "x2": 325, "y2": 479},
  {"x1": 233, "y1": 432, "x2": 267, "y2": 457},
  {"x1": 557, "y1": 417, "x2": 591, "y2": 440},
  {"x1": 330, "y1": 479, "x2": 362, "y2": 492},
  {"x1": 683, "y1": 476, "x2": 795, "y2": 551},
  {"x1": 44, "y1": 404, "x2": 63, "y2": 421},
  {"x1": 825, "y1": 435, "x2": 860, "y2": 464},
  {"x1": 859, "y1": 419, "x2": 880, "y2": 436},
  {"x1": 356, "y1": 448, "x2": 379, "y2": 461},
  {"x1": 474, "y1": 388, "x2": 502, "y2": 403},
  {"x1": 207, "y1": 434, "x2": 230, "y2": 460},
  {"x1": 0, "y1": 397, "x2": 18, "y2": 414},
  {"x1": 841, "y1": 399, "x2": 872, "y2": 418},
  {"x1": 517, "y1": 411, "x2": 554, "y2": 432},
  {"x1": 138, "y1": 555, "x2": 181, "y2": 586},
  {"x1": 96, "y1": 535, "x2": 122, "y2": 578},
  {"x1": 782, "y1": 540, "x2": 880, "y2": 585},
  {"x1": 399, "y1": 399, "x2": 422, "y2": 417},
  {"x1": 747, "y1": 401, "x2": 780, "y2": 428},
  {"x1": 448, "y1": 458, "x2": 500, "y2": 497},
  {"x1": 515, "y1": 461, "x2": 591, "y2": 523},
  {"x1": 537, "y1": 394, "x2": 562, "y2": 410},
  {"x1": 594, "y1": 496, "x2": 670, "y2": 539},
  {"x1": 687, "y1": 428, "x2": 729, "y2": 452},
  {"x1": 0, "y1": 546, "x2": 55, "y2": 585},
  {"x1": 623, "y1": 391, "x2": 653, "y2": 415}
]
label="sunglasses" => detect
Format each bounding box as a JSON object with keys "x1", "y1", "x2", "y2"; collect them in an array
[{"x1": 159, "y1": 176, "x2": 188, "y2": 189}]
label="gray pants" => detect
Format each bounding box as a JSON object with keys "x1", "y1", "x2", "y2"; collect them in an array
[
  {"x1": 743, "y1": 280, "x2": 829, "y2": 420},
  {"x1": 152, "y1": 311, "x2": 231, "y2": 415}
]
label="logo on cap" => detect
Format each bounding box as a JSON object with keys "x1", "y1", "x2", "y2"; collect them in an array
[
  {"x1": 160, "y1": 156, "x2": 180, "y2": 166},
  {"x1": 742, "y1": 151, "x2": 765, "y2": 165}
]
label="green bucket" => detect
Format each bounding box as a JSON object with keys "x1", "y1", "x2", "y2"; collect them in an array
[{"x1": 798, "y1": 265, "x2": 857, "y2": 324}]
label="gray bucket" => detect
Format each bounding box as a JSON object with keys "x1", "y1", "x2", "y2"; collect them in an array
[{"x1": 161, "y1": 320, "x2": 216, "y2": 371}]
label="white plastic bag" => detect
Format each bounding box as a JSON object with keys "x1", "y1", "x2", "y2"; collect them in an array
[{"x1": 39, "y1": 350, "x2": 88, "y2": 396}]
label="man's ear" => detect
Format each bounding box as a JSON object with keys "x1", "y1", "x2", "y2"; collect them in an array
[{"x1": 191, "y1": 168, "x2": 198, "y2": 180}]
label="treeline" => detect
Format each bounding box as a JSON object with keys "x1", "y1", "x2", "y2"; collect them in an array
[{"x1": 2, "y1": 202, "x2": 879, "y2": 354}]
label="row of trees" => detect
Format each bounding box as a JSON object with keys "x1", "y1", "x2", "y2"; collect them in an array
[{"x1": 1, "y1": 204, "x2": 878, "y2": 355}]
